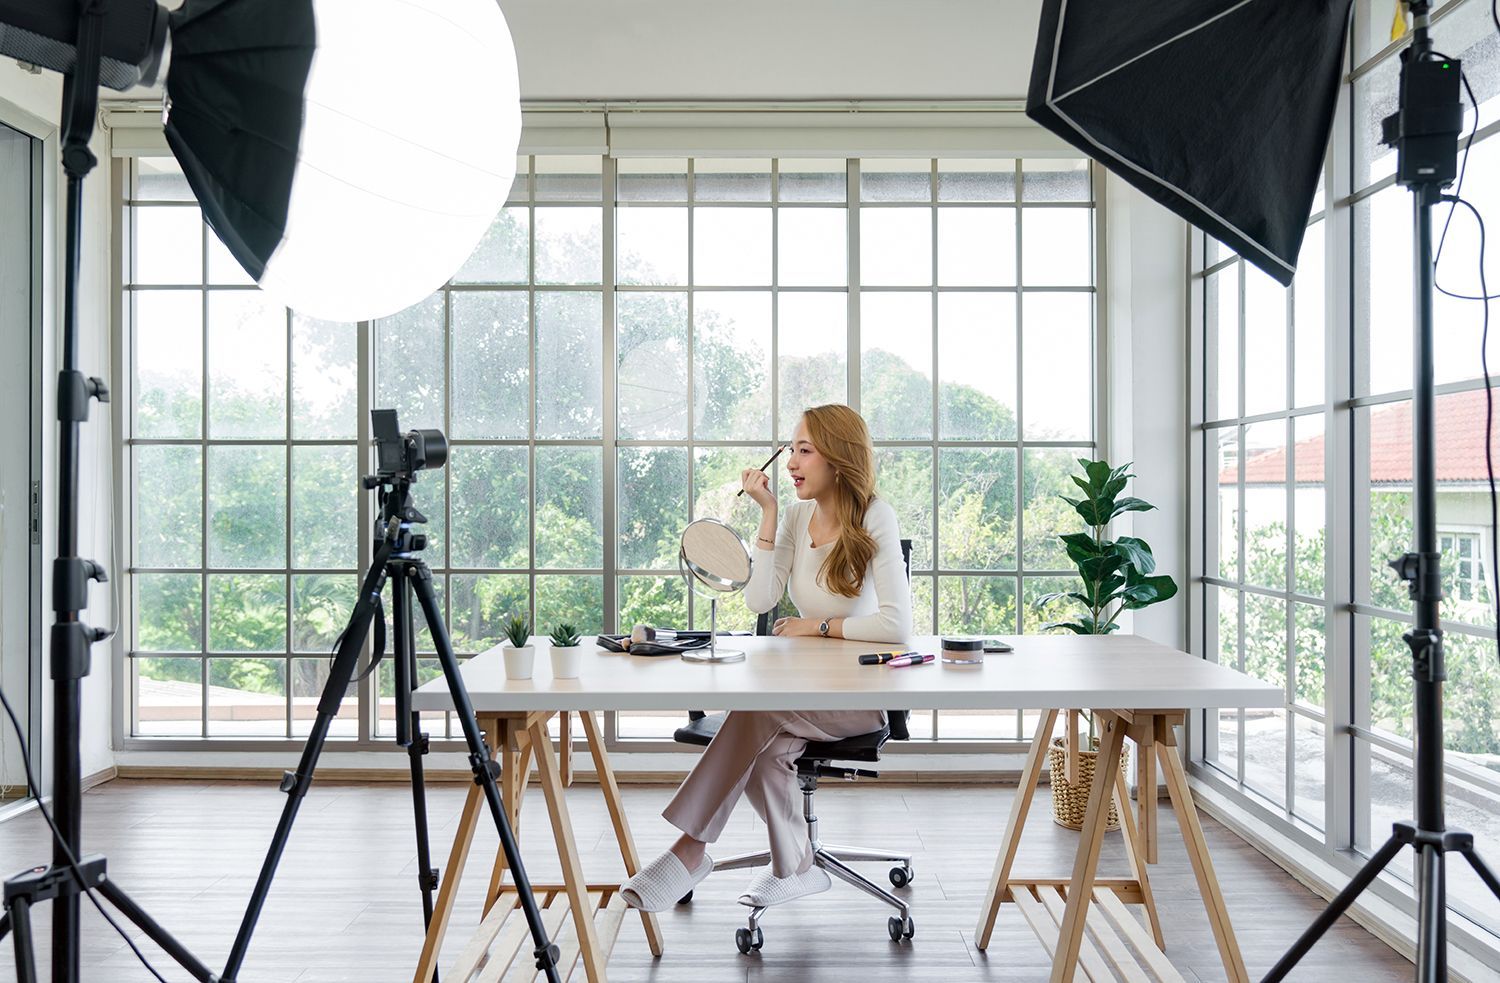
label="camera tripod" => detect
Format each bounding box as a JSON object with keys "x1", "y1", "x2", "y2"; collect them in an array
[{"x1": 220, "y1": 472, "x2": 560, "y2": 983}]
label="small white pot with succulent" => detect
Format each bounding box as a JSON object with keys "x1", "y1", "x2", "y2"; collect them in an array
[
  {"x1": 501, "y1": 615, "x2": 535, "y2": 680},
  {"x1": 548, "y1": 623, "x2": 584, "y2": 679}
]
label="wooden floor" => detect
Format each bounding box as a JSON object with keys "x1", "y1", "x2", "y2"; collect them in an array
[{"x1": 0, "y1": 778, "x2": 1411, "y2": 982}]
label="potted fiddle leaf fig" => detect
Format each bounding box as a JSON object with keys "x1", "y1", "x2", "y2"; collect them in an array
[{"x1": 1037, "y1": 458, "x2": 1178, "y2": 831}]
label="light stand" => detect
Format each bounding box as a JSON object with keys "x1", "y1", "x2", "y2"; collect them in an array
[
  {"x1": 0, "y1": 6, "x2": 216, "y2": 983},
  {"x1": 1264, "y1": 5, "x2": 1500, "y2": 980}
]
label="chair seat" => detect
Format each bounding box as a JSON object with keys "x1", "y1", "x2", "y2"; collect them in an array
[{"x1": 672, "y1": 712, "x2": 890, "y2": 764}]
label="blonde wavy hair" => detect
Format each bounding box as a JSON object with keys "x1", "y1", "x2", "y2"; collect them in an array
[{"x1": 799, "y1": 404, "x2": 879, "y2": 598}]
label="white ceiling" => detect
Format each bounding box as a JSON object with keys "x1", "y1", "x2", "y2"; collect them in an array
[{"x1": 498, "y1": 0, "x2": 1042, "y2": 102}]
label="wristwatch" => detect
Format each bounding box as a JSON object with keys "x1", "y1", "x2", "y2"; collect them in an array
[{"x1": 818, "y1": 619, "x2": 831, "y2": 637}]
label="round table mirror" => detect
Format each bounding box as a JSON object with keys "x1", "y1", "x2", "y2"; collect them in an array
[{"x1": 678, "y1": 518, "x2": 752, "y2": 664}]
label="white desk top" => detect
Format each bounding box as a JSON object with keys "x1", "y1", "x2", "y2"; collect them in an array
[{"x1": 411, "y1": 634, "x2": 1282, "y2": 713}]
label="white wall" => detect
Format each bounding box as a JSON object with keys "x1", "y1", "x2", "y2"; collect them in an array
[
  {"x1": 1106, "y1": 174, "x2": 1189, "y2": 649},
  {"x1": 0, "y1": 63, "x2": 118, "y2": 786}
]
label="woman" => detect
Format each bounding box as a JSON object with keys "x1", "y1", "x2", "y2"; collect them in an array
[{"x1": 621, "y1": 404, "x2": 912, "y2": 912}]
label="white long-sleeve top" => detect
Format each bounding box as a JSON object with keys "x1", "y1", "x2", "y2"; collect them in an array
[{"x1": 743, "y1": 498, "x2": 912, "y2": 644}]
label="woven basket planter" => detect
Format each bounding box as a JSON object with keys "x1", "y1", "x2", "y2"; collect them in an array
[{"x1": 1048, "y1": 736, "x2": 1130, "y2": 831}]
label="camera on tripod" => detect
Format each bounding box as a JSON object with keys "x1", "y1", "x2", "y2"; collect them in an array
[{"x1": 368, "y1": 408, "x2": 448, "y2": 484}]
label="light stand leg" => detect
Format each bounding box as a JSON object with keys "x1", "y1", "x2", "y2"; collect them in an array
[{"x1": 408, "y1": 565, "x2": 561, "y2": 982}]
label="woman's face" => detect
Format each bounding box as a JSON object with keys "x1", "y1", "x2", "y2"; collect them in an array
[{"x1": 787, "y1": 418, "x2": 835, "y2": 501}]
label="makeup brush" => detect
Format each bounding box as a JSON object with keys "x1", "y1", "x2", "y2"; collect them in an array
[{"x1": 737, "y1": 444, "x2": 788, "y2": 497}]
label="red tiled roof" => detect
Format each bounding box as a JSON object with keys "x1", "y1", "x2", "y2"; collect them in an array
[{"x1": 1222, "y1": 389, "x2": 1500, "y2": 485}]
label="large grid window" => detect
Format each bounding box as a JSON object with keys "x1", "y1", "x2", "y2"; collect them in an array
[
  {"x1": 1193, "y1": 0, "x2": 1500, "y2": 948},
  {"x1": 124, "y1": 152, "x2": 1099, "y2": 749}
]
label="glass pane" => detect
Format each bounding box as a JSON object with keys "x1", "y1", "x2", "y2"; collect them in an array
[
  {"x1": 207, "y1": 446, "x2": 286, "y2": 568},
  {"x1": 1214, "y1": 427, "x2": 1241, "y2": 580},
  {"x1": 694, "y1": 291, "x2": 772, "y2": 441},
  {"x1": 1213, "y1": 588, "x2": 1242, "y2": 775},
  {"x1": 291, "y1": 446, "x2": 356, "y2": 569},
  {"x1": 695, "y1": 159, "x2": 771, "y2": 202},
  {"x1": 938, "y1": 292, "x2": 1018, "y2": 440},
  {"x1": 133, "y1": 206, "x2": 201, "y2": 284},
  {"x1": 778, "y1": 158, "x2": 846, "y2": 202},
  {"x1": 449, "y1": 446, "x2": 529, "y2": 568},
  {"x1": 1293, "y1": 414, "x2": 1326, "y2": 597},
  {"x1": 450, "y1": 573, "x2": 529, "y2": 652},
  {"x1": 375, "y1": 292, "x2": 445, "y2": 430},
  {"x1": 617, "y1": 158, "x2": 686, "y2": 202},
  {"x1": 509, "y1": 155, "x2": 528, "y2": 202},
  {"x1": 1292, "y1": 713, "x2": 1326, "y2": 830},
  {"x1": 1446, "y1": 629, "x2": 1500, "y2": 761},
  {"x1": 1292, "y1": 221, "x2": 1325, "y2": 408},
  {"x1": 777, "y1": 207, "x2": 846, "y2": 287},
  {"x1": 1363, "y1": 403, "x2": 1412, "y2": 612},
  {"x1": 689, "y1": 588, "x2": 757, "y2": 633},
  {"x1": 1021, "y1": 292, "x2": 1092, "y2": 440},
  {"x1": 1243, "y1": 706, "x2": 1289, "y2": 809},
  {"x1": 1024, "y1": 574, "x2": 1077, "y2": 634},
  {"x1": 695, "y1": 207, "x2": 771, "y2": 286},
  {"x1": 1434, "y1": 137, "x2": 1500, "y2": 386},
  {"x1": 1210, "y1": 264, "x2": 1240, "y2": 420},
  {"x1": 453, "y1": 206, "x2": 528, "y2": 284},
  {"x1": 939, "y1": 448, "x2": 1017, "y2": 570},
  {"x1": 291, "y1": 657, "x2": 356, "y2": 737},
  {"x1": 207, "y1": 657, "x2": 286, "y2": 736},
  {"x1": 617, "y1": 206, "x2": 687, "y2": 286},
  {"x1": 938, "y1": 159, "x2": 1016, "y2": 202},
  {"x1": 1243, "y1": 265, "x2": 1288, "y2": 416},
  {"x1": 1356, "y1": 186, "x2": 1412, "y2": 396},
  {"x1": 135, "y1": 657, "x2": 201, "y2": 736},
  {"x1": 874, "y1": 448, "x2": 933, "y2": 570},
  {"x1": 860, "y1": 292, "x2": 932, "y2": 439},
  {"x1": 451, "y1": 291, "x2": 530, "y2": 439},
  {"x1": 208, "y1": 292, "x2": 286, "y2": 438},
  {"x1": 136, "y1": 445, "x2": 202, "y2": 568},
  {"x1": 534, "y1": 156, "x2": 600, "y2": 201},
  {"x1": 618, "y1": 576, "x2": 688, "y2": 632},
  {"x1": 1021, "y1": 208, "x2": 1091, "y2": 286},
  {"x1": 291, "y1": 316, "x2": 357, "y2": 439},
  {"x1": 534, "y1": 207, "x2": 602, "y2": 284},
  {"x1": 136, "y1": 574, "x2": 201, "y2": 652},
  {"x1": 618, "y1": 291, "x2": 689, "y2": 439},
  {"x1": 618, "y1": 447, "x2": 689, "y2": 570},
  {"x1": 536, "y1": 575, "x2": 603, "y2": 632},
  {"x1": 694, "y1": 446, "x2": 766, "y2": 537},
  {"x1": 1294, "y1": 602, "x2": 1326, "y2": 709},
  {"x1": 291, "y1": 574, "x2": 355, "y2": 653},
  {"x1": 938, "y1": 207, "x2": 1016, "y2": 287},
  {"x1": 1022, "y1": 159, "x2": 1090, "y2": 202},
  {"x1": 535, "y1": 291, "x2": 603, "y2": 438},
  {"x1": 860, "y1": 208, "x2": 932, "y2": 286},
  {"x1": 134, "y1": 158, "x2": 192, "y2": 201},
  {"x1": 938, "y1": 575, "x2": 1016, "y2": 634},
  {"x1": 206, "y1": 230, "x2": 254, "y2": 286},
  {"x1": 208, "y1": 574, "x2": 286, "y2": 652},
  {"x1": 536, "y1": 447, "x2": 603, "y2": 568},
  {"x1": 909, "y1": 575, "x2": 935, "y2": 634},
  {"x1": 777, "y1": 293, "x2": 846, "y2": 435},
  {"x1": 1242, "y1": 420, "x2": 1288, "y2": 591},
  {"x1": 134, "y1": 290, "x2": 202, "y2": 438},
  {"x1": 860, "y1": 159, "x2": 930, "y2": 202},
  {"x1": 1022, "y1": 449, "x2": 1077, "y2": 571}
]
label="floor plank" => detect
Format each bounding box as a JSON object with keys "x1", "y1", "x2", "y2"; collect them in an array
[{"x1": 0, "y1": 779, "x2": 1412, "y2": 981}]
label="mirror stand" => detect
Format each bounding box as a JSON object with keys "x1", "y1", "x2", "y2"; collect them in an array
[{"x1": 681, "y1": 596, "x2": 746, "y2": 664}]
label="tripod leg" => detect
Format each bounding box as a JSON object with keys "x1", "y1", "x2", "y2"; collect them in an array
[
  {"x1": 1262, "y1": 833, "x2": 1405, "y2": 982},
  {"x1": 392, "y1": 569, "x2": 441, "y2": 940},
  {"x1": 95, "y1": 878, "x2": 217, "y2": 983},
  {"x1": 222, "y1": 544, "x2": 392, "y2": 983},
  {"x1": 409, "y1": 567, "x2": 561, "y2": 983},
  {"x1": 1459, "y1": 846, "x2": 1500, "y2": 901},
  {"x1": 8, "y1": 898, "x2": 37, "y2": 983}
]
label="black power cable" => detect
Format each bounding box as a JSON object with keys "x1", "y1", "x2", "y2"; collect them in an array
[{"x1": 0, "y1": 686, "x2": 168, "y2": 982}]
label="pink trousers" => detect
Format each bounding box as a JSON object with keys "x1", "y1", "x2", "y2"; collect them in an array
[{"x1": 662, "y1": 709, "x2": 886, "y2": 877}]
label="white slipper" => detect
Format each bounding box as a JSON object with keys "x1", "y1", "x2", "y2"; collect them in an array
[
  {"x1": 737, "y1": 865, "x2": 831, "y2": 907},
  {"x1": 620, "y1": 851, "x2": 713, "y2": 912}
]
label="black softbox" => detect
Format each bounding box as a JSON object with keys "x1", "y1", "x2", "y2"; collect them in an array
[{"x1": 1027, "y1": 0, "x2": 1354, "y2": 286}]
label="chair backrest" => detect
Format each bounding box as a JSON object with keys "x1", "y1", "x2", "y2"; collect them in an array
[{"x1": 753, "y1": 538, "x2": 914, "y2": 740}]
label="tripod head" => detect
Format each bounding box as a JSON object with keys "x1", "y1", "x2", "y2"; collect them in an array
[{"x1": 362, "y1": 408, "x2": 448, "y2": 555}]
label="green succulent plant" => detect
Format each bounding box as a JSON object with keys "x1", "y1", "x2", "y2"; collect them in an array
[
  {"x1": 502, "y1": 614, "x2": 532, "y2": 648},
  {"x1": 549, "y1": 623, "x2": 581, "y2": 647},
  {"x1": 1037, "y1": 459, "x2": 1178, "y2": 634}
]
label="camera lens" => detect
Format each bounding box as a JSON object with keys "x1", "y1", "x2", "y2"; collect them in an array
[{"x1": 412, "y1": 428, "x2": 447, "y2": 471}]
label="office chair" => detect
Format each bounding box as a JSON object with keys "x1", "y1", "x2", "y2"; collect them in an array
[{"x1": 672, "y1": 539, "x2": 916, "y2": 954}]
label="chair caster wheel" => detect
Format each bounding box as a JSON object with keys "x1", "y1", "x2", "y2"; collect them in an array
[
  {"x1": 735, "y1": 926, "x2": 764, "y2": 954},
  {"x1": 677, "y1": 890, "x2": 693, "y2": 904},
  {"x1": 889, "y1": 864, "x2": 913, "y2": 888},
  {"x1": 887, "y1": 915, "x2": 914, "y2": 942}
]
